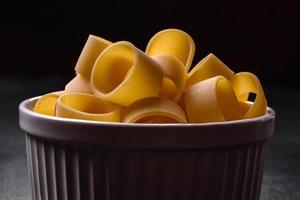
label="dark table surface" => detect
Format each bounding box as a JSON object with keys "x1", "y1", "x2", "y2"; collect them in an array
[{"x1": 0, "y1": 76, "x2": 299, "y2": 200}]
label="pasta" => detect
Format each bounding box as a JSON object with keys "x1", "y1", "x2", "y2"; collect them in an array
[{"x1": 34, "y1": 29, "x2": 267, "y2": 123}]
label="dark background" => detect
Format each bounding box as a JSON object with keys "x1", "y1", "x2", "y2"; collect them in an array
[
  {"x1": 1, "y1": 0, "x2": 300, "y2": 85},
  {"x1": 0, "y1": 0, "x2": 300, "y2": 199}
]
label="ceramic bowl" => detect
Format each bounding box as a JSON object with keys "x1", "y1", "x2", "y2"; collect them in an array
[{"x1": 19, "y1": 96, "x2": 275, "y2": 200}]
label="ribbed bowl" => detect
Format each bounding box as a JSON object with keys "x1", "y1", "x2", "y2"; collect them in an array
[{"x1": 19, "y1": 97, "x2": 275, "y2": 200}]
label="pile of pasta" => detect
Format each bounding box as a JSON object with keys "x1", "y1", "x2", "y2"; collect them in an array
[{"x1": 34, "y1": 29, "x2": 267, "y2": 123}]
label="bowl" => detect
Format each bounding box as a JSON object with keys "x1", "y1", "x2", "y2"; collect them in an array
[{"x1": 19, "y1": 96, "x2": 275, "y2": 200}]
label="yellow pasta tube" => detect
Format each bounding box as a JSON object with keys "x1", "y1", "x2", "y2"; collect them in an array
[
  {"x1": 34, "y1": 91, "x2": 65, "y2": 116},
  {"x1": 231, "y1": 72, "x2": 267, "y2": 119},
  {"x1": 151, "y1": 55, "x2": 187, "y2": 102},
  {"x1": 91, "y1": 41, "x2": 163, "y2": 107},
  {"x1": 123, "y1": 97, "x2": 187, "y2": 123},
  {"x1": 75, "y1": 35, "x2": 112, "y2": 78},
  {"x1": 159, "y1": 78, "x2": 177, "y2": 101},
  {"x1": 186, "y1": 53, "x2": 234, "y2": 88},
  {"x1": 185, "y1": 76, "x2": 242, "y2": 123},
  {"x1": 65, "y1": 74, "x2": 92, "y2": 94},
  {"x1": 56, "y1": 93, "x2": 120, "y2": 122},
  {"x1": 238, "y1": 101, "x2": 252, "y2": 115},
  {"x1": 145, "y1": 29, "x2": 195, "y2": 71}
]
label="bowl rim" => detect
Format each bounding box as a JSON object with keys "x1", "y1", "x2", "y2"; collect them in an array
[
  {"x1": 19, "y1": 96, "x2": 275, "y2": 127},
  {"x1": 19, "y1": 96, "x2": 275, "y2": 149}
]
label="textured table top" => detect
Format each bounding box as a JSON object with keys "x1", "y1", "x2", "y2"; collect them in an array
[{"x1": 0, "y1": 76, "x2": 299, "y2": 200}]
